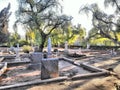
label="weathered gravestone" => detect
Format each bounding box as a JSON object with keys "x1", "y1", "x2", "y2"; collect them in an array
[
  {"x1": 29, "y1": 52, "x2": 43, "y2": 70},
  {"x1": 41, "y1": 58, "x2": 59, "y2": 80},
  {"x1": 30, "y1": 54, "x2": 59, "y2": 79},
  {"x1": 64, "y1": 41, "x2": 68, "y2": 52},
  {"x1": 86, "y1": 43, "x2": 90, "y2": 49},
  {"x1": 29, "y1": 37, "x2": 59, "y2": 79},
  {"x1": 15, "y1": 44, "x2": 21, "y2": 61}
]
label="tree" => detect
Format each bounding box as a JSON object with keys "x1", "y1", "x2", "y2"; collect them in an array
[
  {"x1": 25, "y1": 29, "x2": 35, "y2": 45},
  {"x1": 80, "y1": 0, "x2": 120, "y2": 46},
  {"x1": 9, "y1": 21, "x2": 21, "y2": 46},
  {"x1": 9, "y1": 32, "x2": 20, "y2": 46},
  {"x1": 16, "y1": 0, "x2": 72, "y2": 52},
  {"x1": 0, "y1": 3, "x2": 11, "y2": 44},
  {"x1": 87, "y1": 27, "x2": 101, "y2": 41},
  {"x1": 47, "y1": 22, "x2": 81, "y2": 46},
  {"x1": 62, "y1": 22, "x2": 79, "y2": 43},
  {"x1": 76, "y1": 24, "x2": 86, "y2": 40},
  {"x1": 50, "y1": 28, "x2": 64, "y2": 46}
]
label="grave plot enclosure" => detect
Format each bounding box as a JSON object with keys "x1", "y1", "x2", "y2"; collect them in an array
[{"x1": 0, "y1": 53, "x2": 110, "y2": 90}]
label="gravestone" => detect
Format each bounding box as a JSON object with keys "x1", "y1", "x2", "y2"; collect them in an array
[
  {"x1": 41, "y1": 58, "x2": 59, "y2": 80},
  {"x1": 86, "y1": 43, "x2": 90, "y2": 49},
  {"x1": 64, "y1": 41, "x2": 68, "y2": 53},
  {"x1": 34, "y1": 45, "x2": 39, "y2": 52},
  {"x1": 40, "y1": 37, "x2": 59, "y2": 79},
  {"x1": 29, "y1": 52, "x2": 43, "y2": 70},
  {"x1": 8, "y1": 46, "x2": 15, "y2": 54},
  {"x1": 78, "y1": 48, "x2": 82, "y2": 54},
  {"x1": 110, "y1": 49, "x2": 117, "y2": 56},
  {"x1": 15, "y1": 44, "x2": 21, "y2": 61},
  {"x1": 47, "y1": 37, "x2": 52, "y2": 58}
]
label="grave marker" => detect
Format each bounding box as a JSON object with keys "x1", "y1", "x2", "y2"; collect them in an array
[{"x1": 41, "y1": 58, "x2": 59, "y2": 80}]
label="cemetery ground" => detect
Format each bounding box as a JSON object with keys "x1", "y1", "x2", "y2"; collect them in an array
[{"x1": 0, "y1": 48, "x2": 120, "y2": 90}]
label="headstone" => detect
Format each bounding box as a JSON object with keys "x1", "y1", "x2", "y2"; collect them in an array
[
  {"x1": 8, "y1": 46, "x2": 15, "y2": 54},
  {"x1": 47, "y1": 37, "x2": 52, "y2": 57},
  {"x1": 29, "y1": 52, "x2": 43, "y2": 70},
  {"x1": 110, "y1": 49, "x2": 117, "y2": 56},
  {"x1": 64, "y1": 41, "x2": 68, "y2": 53},
  {"x1": 34, "y1": 45, "x2": 39, "y2": 52},
  {"x1": 86, "y1": 43, "x2": 90, "y2": 49},
  {"x1": 15, "y1": 44, "x2": 21, "y2": 61},
  {"x1": 58, "y1": 43, "x2": 60, "y2": 48},
  {"x1": 41, "y1": 59, "x2": 59, "y2": 80},
  {"x1": 79, "y1": 48, "x2": 82, "y2": 54}
]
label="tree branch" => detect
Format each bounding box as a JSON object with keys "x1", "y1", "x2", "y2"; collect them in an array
[
  {"x1": 114, "y1": 0, "x2": 120, "y2": 11},
  {"x1": 94, "y1": 13, "x2": 120, "y2": 27}
]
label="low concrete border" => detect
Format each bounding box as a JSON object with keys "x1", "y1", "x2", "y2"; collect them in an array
[
  {"x1": 71, "y1": 71, "x2": 109, "y2": 80},
  {"x1": 0, "y1": 57, "x2": 110, "y2": 90},
  {"x1": 0, "y1": 62, "x2": 7, "y2": 76},
  {"x1": 61, "y1": 57, "x2": 110, "y2": 81},
  {"x1": 80, "y1": 62, "x2": 108, "y2": 72},
  {"x1": 0, "y1": 76, "x2": 68, "y2": 90},
  {"x1": 7, "y1": 60, "x2": 31, "y2": 66},
  {"x1": 0, "y1": 55, "x2": 16, "y2": 59},
  {"x1": 0, "y1": 57, "x2": 4, "y2": 62}
]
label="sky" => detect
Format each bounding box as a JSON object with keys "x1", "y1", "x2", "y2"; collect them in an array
[
  {"x1": 0, "y1": 0, "x2": 115, "y2": 36},
  {"x1": 0, "y1": 0, "x2": 20, "y2": 34},
  {"x1": 61, "y1": 0, "x2": 115, "y2": 31}
]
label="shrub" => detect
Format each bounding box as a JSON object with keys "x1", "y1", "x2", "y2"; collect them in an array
[
  {"x1": 22, "y1": 45, "x2": 32, "y2": 53},
  {"x1": 19, "y1": 40, "x2": 30, "y2": 47}
]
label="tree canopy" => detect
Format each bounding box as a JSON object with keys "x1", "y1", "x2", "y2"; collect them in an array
[
  {"x1": 80, "y1": 0, "x2": 120, "y2": 46},
  {"x1": 16, "y1": 0, "x2": 72, "y2": 51}
]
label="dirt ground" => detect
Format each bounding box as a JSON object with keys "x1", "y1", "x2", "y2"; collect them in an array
[
  {"x1": 26, "y1": 76, "x2": 119, "y2": 90},
  {"x1": 1, "y1": 49, "x2": 120, "y2": 90},
  {"x1": 27, "y1": 50, "x2": 120, "y2": 90}
]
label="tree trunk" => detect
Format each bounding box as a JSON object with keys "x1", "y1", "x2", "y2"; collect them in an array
[
  {"x1": 39, "y1": 35, "x2": 46, "y2": 52},
  {"x1": 39, "y1": 44, "x2": 44, "y2": 52}
]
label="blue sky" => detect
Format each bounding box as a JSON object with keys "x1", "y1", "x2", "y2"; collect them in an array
[{"x1": 0, "y1": 0, "x2": 115, "y2": 35}]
